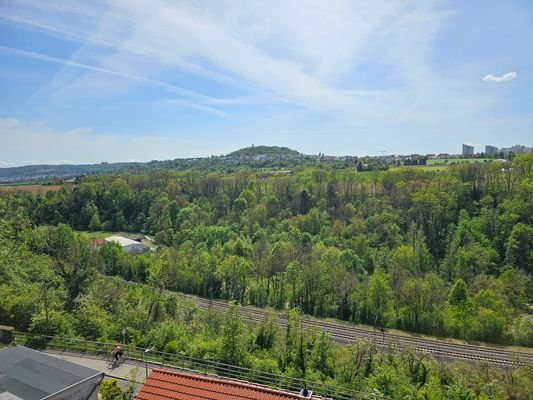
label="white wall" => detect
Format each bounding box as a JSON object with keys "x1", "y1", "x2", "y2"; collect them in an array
[{"x1": 123, "y1": 242, "x2": 145, "y2": 253}]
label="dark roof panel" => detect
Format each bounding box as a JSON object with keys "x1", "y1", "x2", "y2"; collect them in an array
[{"x1": 0, "y1": 346, "x2": 103, "y2": 400}]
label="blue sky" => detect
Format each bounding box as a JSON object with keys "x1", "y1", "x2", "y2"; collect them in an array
[{"x1": 0, "y1": 0, "x2": 532, "y2": 166}]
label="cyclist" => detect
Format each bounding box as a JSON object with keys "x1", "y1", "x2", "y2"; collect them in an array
[{"x1": 112, "y1": 344, "x2": 123, "y2": 362}]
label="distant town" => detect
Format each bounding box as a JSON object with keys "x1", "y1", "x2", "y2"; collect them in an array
[
  {"x1": 461, "y1": 143, "x2": 531, "y2": 157},
  {"x1": 0, "y1": 144, "x2": 531, "y2": 183}
]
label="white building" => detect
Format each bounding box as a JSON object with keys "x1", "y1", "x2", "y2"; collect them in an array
[{"x1": 105, "y1": 235, "x2": 145, "y2": 253}]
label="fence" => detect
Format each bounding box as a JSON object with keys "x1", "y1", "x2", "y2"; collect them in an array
[{"x1": 11, "y1": 331, "x2": 386, "y2": 400}]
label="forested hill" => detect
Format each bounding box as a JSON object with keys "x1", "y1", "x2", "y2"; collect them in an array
[
  {"x1": 229, "y1": 146, "x2": 301, "y2": 157},
  {"x1": 0, "y1": 161, "x2": 147, "y2": 183},
  {"x1": 0, "y1": 146, "x2": 327, "y2": 183}
]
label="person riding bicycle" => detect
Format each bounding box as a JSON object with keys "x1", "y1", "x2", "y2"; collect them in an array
[{"x1": 112, "y1": 344, "x2": 123, "y2": 361}]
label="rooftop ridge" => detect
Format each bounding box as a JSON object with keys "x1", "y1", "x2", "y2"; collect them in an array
[{"x1": 138, "y1": 368, "x2": 304, "y2": 400}]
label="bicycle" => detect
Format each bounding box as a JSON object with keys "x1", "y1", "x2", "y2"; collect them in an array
[{"x1": 107, "y1": 351, "x2": 125, "y2": 367}]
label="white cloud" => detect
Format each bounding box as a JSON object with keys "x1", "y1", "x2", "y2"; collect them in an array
[
  {"x1": 0, "y1": 117, "x2": 19, "y2": 129},
  {"x1": 0, "y1": 118, "x2": 226, "y2": 166},
  {"x1": 482, "y1": 72, "x2": 517, "y2": 82},
  {"x1": 0, "y1": 0, "x2": 455, "y2": 123},
  {"x1": 1, "y1": 0, "x2": 518, "y2": 150}
]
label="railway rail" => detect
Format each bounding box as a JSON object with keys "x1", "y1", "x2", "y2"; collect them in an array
[{"x1": 180, "y1": 293, "x2": 533, "y2": 367}]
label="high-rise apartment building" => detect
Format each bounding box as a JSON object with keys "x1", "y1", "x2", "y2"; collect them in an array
[
  {"x1": 485, "y1": 145, "x2": 498, "y2": 155},
  {"x1": 462, "y1": 144, "x2": 474, "y2": 156}
]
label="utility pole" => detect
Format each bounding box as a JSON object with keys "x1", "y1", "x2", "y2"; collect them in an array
[
  {"x1": 43, "y1": 282, "x2": 50, "y2": 337},
  {"x1": 144, "y1": 346, "x2": 154, "y2": 379}
]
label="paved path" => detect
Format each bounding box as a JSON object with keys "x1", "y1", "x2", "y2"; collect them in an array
[{"x1": 44, "y1": 350, "x2": 150, "y2": 389}]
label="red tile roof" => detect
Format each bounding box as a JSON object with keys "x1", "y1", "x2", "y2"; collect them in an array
[{"x1": 136, "y1": 369, "x2": 305, "y2": 400}]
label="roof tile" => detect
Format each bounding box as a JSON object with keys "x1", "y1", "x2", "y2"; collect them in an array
[{"x1": 137, "y1": 369, "x2": 305, "y2": 400}]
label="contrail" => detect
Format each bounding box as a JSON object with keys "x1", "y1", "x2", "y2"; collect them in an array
[
  {"x1": 0, "y1": 45, "x2": 220, "y2": 103},
  {"x1": 396, "y1": 93, "x2": 422, "y2": 123}
]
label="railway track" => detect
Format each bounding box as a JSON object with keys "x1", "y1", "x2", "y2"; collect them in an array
[{"x1": 180, "y1": 293, "x2": 533, "y2": 367}]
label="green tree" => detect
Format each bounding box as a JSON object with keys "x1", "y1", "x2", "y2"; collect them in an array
[
  {"x1": 449, "y1": 279, "x2": 468, "y2": 306},
  {"x1": 217, "y1": 256, "x2": 251, "y2": 302},
  {"x1": 80, "y1": 202, "x2": 99, "y2": 230},
  {"x1": 88, "y1": 212, "x2": 101, "y2": 231},
  {"x1": 73, "y1": 297, "x2": 109, "y2": 340},
  {"x1": 99, "y1": 242, "x2": 126, "y2": 276},
  {"x1": 255, "y1": 314, "x2": 278, "y2": 350},
  {"x1": 513, "y1": 315, "x2": 533, "y2": 347},
  {"x1": 367, "y1": 272, "x2": 391, "y2": 329},
  {"x1": 282, "y1": 308, "x2": 307, "y2": 375},
  {"x1": 311, "y1": 331, "x2": 334, "y2": 377},
  {"x1": 410, "y1": 187, "x2": 449, "y2": 257},
  {"x1": 299, "y1": 189, "x2": 312, "y2": 214},
  {"x1": 505, "y1": 223, "x2": 533, "y2": 272},
  {"x1": 219, "y1": 303, "x2": 247, "y2": 366},
  {"x1": 233, "y1": 197, "x2": 248, "y2": 213},
  {"x1": 29, "y1": 309, "x2": 74, "y2": 337},
  {"x1": 45, "y1": 225, "x2": 96, "y2": 310},
  {"x1": 400, "y1": 277, "x2": 432, "y2": 332}
]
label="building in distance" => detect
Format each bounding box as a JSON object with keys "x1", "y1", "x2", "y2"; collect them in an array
[
  {"x1": 462, "y1": 144, "x2": 474, "y2": 156},
  {"x1": 105, "y1": 235, "x2": 146, "y2": 253},
  {"x1": 485, "y1": 145, "x2": 498, "y2": 155},
  {"x1": 500, "y1": 144, "x2": 532, "y2": 155}
]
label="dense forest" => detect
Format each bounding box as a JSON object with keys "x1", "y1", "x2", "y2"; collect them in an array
[
  {"x1": 1, "y1": 153, "x2": 532, "y2": 399},
  {"x1": 8, "y1": 153, "x2": 532, "y2": 342}
]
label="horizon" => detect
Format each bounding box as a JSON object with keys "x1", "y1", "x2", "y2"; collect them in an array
[
  {"x1": 0, "y1": 142, "x2": 530, "y2": 169},
  {"x1": 1, "y1": 1, "x2": 532, "y2": 167}
]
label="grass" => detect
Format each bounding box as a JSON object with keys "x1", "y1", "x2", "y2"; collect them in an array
[
  {"x1": 389, "y1": 158, "x2": 506, "y2": 171},
  {"x1": 80, "y1": 231, "x2": 111, "y2": 240},
  {"x1": 78, "y1": 231, "x2": 144, "y2": 240},
  {"x1": 389, "y1": 164, "x2": 451, "y2": 172},
  {"x1": 0, "y1": 184, "x2": 63, "y2": 194},
  {"x1": 427, "y1": 158, "x2": 495, "y2": 165}
]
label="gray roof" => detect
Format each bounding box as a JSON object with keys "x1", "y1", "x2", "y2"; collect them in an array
[
  {"x1": 0, "y1": 346, "x2": 103, "y2": 400},
  {"x1": 105, "y1": 235, "x2": 142, "y2": 247}
]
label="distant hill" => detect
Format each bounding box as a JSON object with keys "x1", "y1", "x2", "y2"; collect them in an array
[
  {"x1": 228, "y1": 146, "x2": 301, "y2": 157},
  {"x1": 0, "y1": 146, "x2": 364, "y2": 183},
  {"x1": 0, "y1": 162, "x2": 147, "y2": 183}
]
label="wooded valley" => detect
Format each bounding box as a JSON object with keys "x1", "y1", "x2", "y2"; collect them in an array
[{"x1": 1, "y1": 153, "x2": 532, "y2": 399}]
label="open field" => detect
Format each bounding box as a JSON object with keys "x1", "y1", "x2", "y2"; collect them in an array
[
  {"x1": 390, "y1": 164, "x2": 451, "y2": 172},
  {"x1": 0, "y1": 184, "x2": 63, "y2": 194},
  {"x1": 79, "y1": 230, "x2": 147, "y2": 239},
  {"x1": 389, "y1": 158, "x2": 502, "y2": 172},
  {"x1": 427, "y1": 158, "x2": 495, "y2": 165}
]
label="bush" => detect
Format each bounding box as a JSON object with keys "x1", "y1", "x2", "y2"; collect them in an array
[
  {"x1": 29, "y1": 310, "x2": 74, "y2": 337},
  {"x1": 512, "y1": 316, "x2": 533, "y2": 347},
  {"x1": 99, "y1": 379, "x2": 125, "y2": 400},
  {"x1": 446, "y1": 384, "x2": 476, "y2": 400}
]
